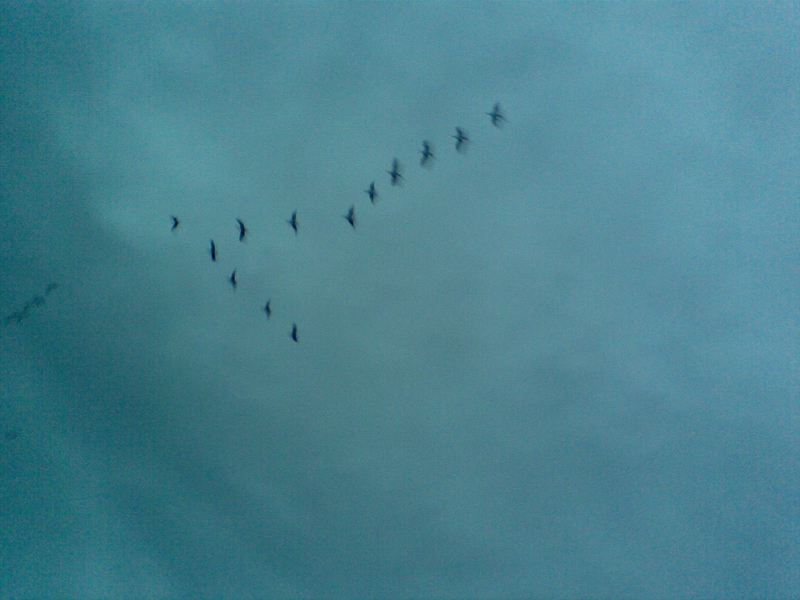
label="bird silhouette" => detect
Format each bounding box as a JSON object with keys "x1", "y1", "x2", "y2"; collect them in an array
[
  {"x1": 453, "y1": 127, "x2": 470, "y2": 152},
  {"x1": 210, "y1": 240, "x2": 217, "y2": 261},
  {"x1": 420, "y1": 141, "x2": 435, "y2": 167},
  {"x1": 264, "y1": 299, "x2": 272, "y2": 319},
  {"x1": 365, "y1": 181, "x2": 378, "y2": 204},
  {"x1": 287, "y1": 211, "x2": 298, "y2": 235},
  {"x1": 170, "y1": 215, "x2": 180, "y2": 231},
  {"x1": 387, "y1": 158, "x2": 403, "y2": 186},
  {"x1": 25, "y1": 295, "x2": 45, "y2": 309},
  {"x1": 344, "y1": 205, "x2": 356, "y2": 230},
  {"x1": 487, "y1": 102, "x2": 507, "y2": 127},
  {"x1": 229, "y1": 269, "x2": 237, "y2": 290},
  {"x1": 236, "y1": 219, "x2": 247, "y2": 241},
  {"x1": 290, "y1": 323, "x2": 299, "y2": 342}
]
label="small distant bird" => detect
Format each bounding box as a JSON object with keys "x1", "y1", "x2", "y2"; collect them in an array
[
  {"x1": 236, "y1": 219, "x2": 247, "y2": 242},
  {"x1": 170, "y1": 215, "x2": 180, "y2": 231},
  {"x1": 229, "y1": 269, "x2": 237, "y2": 290},
  {"x1": 290, "y1": 323, "x2": 299, "y2": 342},
  {"x1": 344, "y1": 205, "x2": 356, "y2": 230},
  {"x1": 210, "y1": 240, "x2": 217, "y2": 261},
  {"x1": 287, "y1": 211, "x2": 298, "y2": 235},
  {"x1": 453, "y1": 127, "x2": 470, "y2": 152},
  {"x1": 420, "y1": 141, "x2": 435, "y2": 167},
  {"x1": 487, "y1": 102, "x2": 507, "y2": 127},
  {"x1": 365, "y1": 181, "x2": 378, "y2": 204},
  {"x1": 387, "y1": 158, "x2": 403, "y2": 186},
  {"x1": 264, "y1": 299, "x2": 272, "y2": 319},
  {"x1": 26, "y1": 295, "x2": 45, "y2": 309}
]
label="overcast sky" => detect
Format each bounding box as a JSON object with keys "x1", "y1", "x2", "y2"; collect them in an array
[{"x1": 1, "y1": 2, "x2": 798, "y2": 598}]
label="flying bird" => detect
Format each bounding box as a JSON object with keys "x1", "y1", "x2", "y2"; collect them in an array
[
  {"x1": 453, "y1": 127, "x2": 470, "y2": 152},
  {"x1": 387, "y1": 158, "x2": 403, "y2": 186},
  {"x1": 4, "y1": 311, "x2": 24, "y2": 325},
  {"x1": 25, "y1": 295, "x2": 45, "y2": 309},
  {"x1": 487, "y1": 102, "x2": 507, "y2": 127},
  {"x1": 170, "y1": 215, "x2": 180, "y2": 231},
  {"x1": 420, "y1": 140, "x2": 435, "y2": 167},
  {"x1": 290, "y1": 323, "x2": 299, "y2": 342},
  {"x1": 365, "y1": 181, "x2": 378, "y2": 204},
  {"x1": 344, "y1": 205, "x2": 356, "y2": 230},
  {"x1": 287, "y1": 211, "x2": 298, "y2": 235},
  {"x1": 229, "y1": 269, "x2": 237, "y2": 290},
  {"x1": 264, "y1": 299, "x2": 272, "y2": 319},
  {"x1": 236, "y1": 218, "x2": 247, "y2": 241},
  {"x1": 210, "y1": 240, "x2": 217, "y2": 261}
]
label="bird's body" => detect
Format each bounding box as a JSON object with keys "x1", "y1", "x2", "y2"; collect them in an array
[
  {"x1": 487, "y1": 102, "x2": 507, "y2": 127},
  {"x1": 25, "y1": 295, "x2": 45, "y2": 309},
  {"x1": 387, "y1": 158, "x2": 403, "y2": 186},
  {"x1": 236, "y1": 218, "x2": 247, "y2": 242},
  {"x1": 344, "y1": 205, "x2": 356, "y2": 230},
  {"x1": 170, "y1": 215, "x2": 180, "y2": 231},
  {"x1": 365, "y1": 181, "x2": 377, "y2": 204},
  {"x1": 229, "y1": 269, "x2": 237, "y2": 290},
  {"x1": 290, "y1": 323, "x2": 299, "y2": 342},
  {"x1": 264, "y1": 300, "x2": 272, "y2": 319},
  {"x1": 210, "y1": 240, "x2": 217, "y2": 261},
  {"x1": 287, "y1": 211, "x2": 298, "y2": 235},
  {"x1": 420, "y1": 141, "x2": 435, "y2": 167},
  {"x1": 453, "y1": 127, "x2": 470, "y2": 152}
]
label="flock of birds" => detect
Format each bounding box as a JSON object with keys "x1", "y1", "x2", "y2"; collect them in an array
[
  {"x1": 169, "y1": 103, "x2": 508, "y2": 343},
  {"x1": 0, "y1": 281, "x2": 61, "y2": 443},
  {"x1": 1, "y1": 282, "x2": 59, "y2": 329},
  {"x1": 0, "y1": 103, "x2": 507, "y2": 445}
]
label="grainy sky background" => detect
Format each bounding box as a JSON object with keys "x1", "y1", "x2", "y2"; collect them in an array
[{"x1": 1, "y1": 2, "x2": 798, "y2": 598}]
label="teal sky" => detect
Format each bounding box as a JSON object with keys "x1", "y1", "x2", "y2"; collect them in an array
[{"x1": 1, "y1": 3, "x2": 798, "y2": 598}]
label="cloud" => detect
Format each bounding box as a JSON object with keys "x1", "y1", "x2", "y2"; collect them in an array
[{"x1": 1, "y1": 3, "x2": 798, "y2": 598}]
